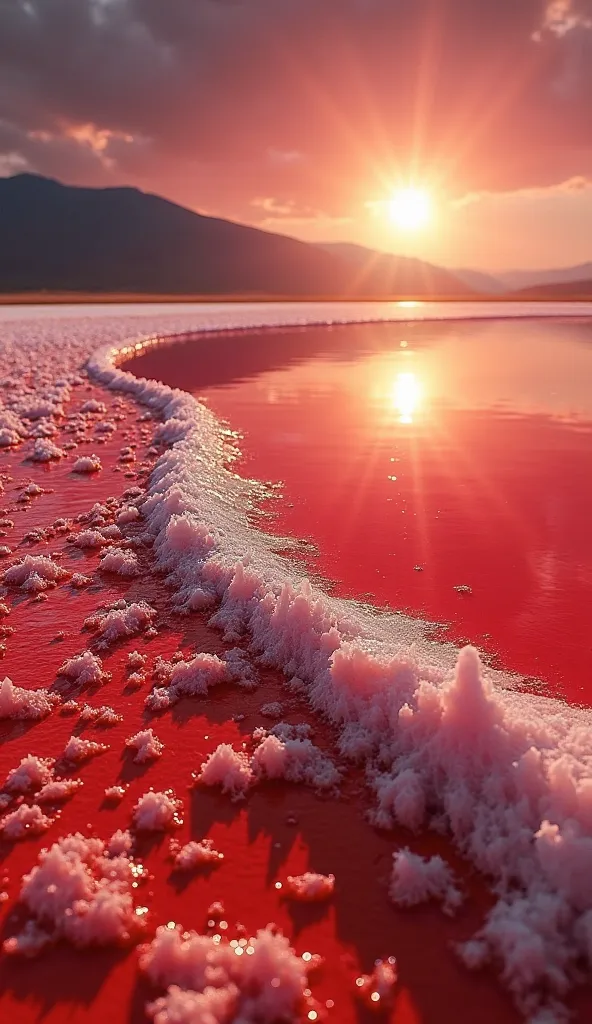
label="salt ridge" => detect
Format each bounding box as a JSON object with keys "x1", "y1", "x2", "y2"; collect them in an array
[{"x1": 2, "y1": 302, "x2": 592, "y2": 1019}]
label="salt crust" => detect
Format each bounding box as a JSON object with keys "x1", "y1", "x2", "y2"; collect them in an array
[
  {"x1": 4, "y1": 832, "x2": 144, "y2": 953},
  {"x1": 1, "y1": 304, "x2": 592, "y2": 1017},
  {"x1": 140, "y1": 922, "x2": 316, "y2": 1023},
  {"x1": 126, "y1": 728, "x2": 164, "y2": 763},
  {"x1": 284, "y1": 872, "x2": 335, "y2": 902}
]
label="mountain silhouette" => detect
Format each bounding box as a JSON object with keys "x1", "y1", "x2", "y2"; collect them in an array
[{"x1": 0, "y1": 174, "x2": 470, "y2": 298}]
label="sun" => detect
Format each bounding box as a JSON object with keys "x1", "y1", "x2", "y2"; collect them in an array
[{"x1": 388, "y1": 187, "x2": 431, "y2": 231}]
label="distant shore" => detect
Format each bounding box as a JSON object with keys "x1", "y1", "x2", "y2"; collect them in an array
[{"x1": 1, "y1": 291, "x2": 592, "y2": 305}]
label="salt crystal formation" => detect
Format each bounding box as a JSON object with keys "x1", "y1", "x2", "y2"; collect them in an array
[
  {"x1": 284, "y1": 872, "x2": 335, "y2": 902},
  {"x1": 0, "y1": 304, "x2": 590, "y2": 1019},
  {"x1": 140, "y1": 923, "x2": 318, "y2": 1024},
  {"x1": 125, "y1": 728, "x2": 164, "y2": 763},
  {"x1": 3, "y1": 832, "x2": 145, "y2": 953},
  {"x1": 132, "y1": 789, "x2": 183, "y2": 831}
]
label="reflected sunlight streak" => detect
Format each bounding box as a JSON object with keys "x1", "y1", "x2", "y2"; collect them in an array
[{"x1": 392, "y1": 372, "x2": 422, "y2": 423}]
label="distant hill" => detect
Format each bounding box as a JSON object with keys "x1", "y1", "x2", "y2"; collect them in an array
[
  {"x1": 317, "y1": 241, "x2": 470, "y2": 297},
  {"x1": 0, "y1": 174, "x2": 471, "y2": 298},
  {"x1": 498, "y1": 262, "x2": 592, "y2": 292},
  {"x1": 513, "y1": 278, "x2": 592, "y2": 299},
  {"x1": 452, "y1": 267, "x2": 505, "y2": 294}
]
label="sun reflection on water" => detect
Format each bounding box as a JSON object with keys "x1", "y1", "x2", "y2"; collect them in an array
[{"x1": 392, "y1": 371, "x2": 422, "y2": 423}]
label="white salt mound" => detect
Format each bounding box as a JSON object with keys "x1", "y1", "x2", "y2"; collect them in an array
[
  {"x1": 197, "y1": 744, "x2": 253, "y2": 801},
  {"x1": 3, "y1": 832, "x2": 143, "y2": 952},
  {"x1": 127, "y1": 650, "x2": 147, "y2": 671},
  {"x1": 144, "y1": 651, "x2": 234, "y2": 711},
  {"x1": 37, "y1": 778, "x2": 83, "y2": 804},
  {"x1": 99, "y1": 547, "x2": 140, "y2": 577},
  {"x1": 133, "y1": 789, "x2": 183, "y2": 831},
  {"x1": 81, "y1": 400, "x2": 107, "y2": 414},
  {"x1": 58, "y1": 651, "x2": 109, "y2": 688},
  {"x1": 79, "y1": 704, "x2": 122, "y2": 726},
  {"x1": 73, "y1": 529, "x2": 107, "y2": 549},
  {"x1": 390, "y1": 848, "x2": 463, "y2": 916},
  {"x1": 4, "y1": 754, "x2": 54, "y2": 794},
  {"x1": 173, "y1": 839, "x2": 224, "y2": 870},
  {"x1": 252, "y1": 728, "x2": 340, "y2": 790},
  {"x1": 72, "y1": 454, "x2": 102, "y2": 473},
  {"x1": 117, "y1": 505, "x2": 140, "y2": 524},
  {"x1": 104, "y1": 785, "x2": 127, "y2": 803},
  {"x1": 1, "y1": 802, "x2": 54, "y2": 840},
  {"x1": 125, "y1": 728, "x2": 164, "y2": 763},
  {"x1": 0, "y1": 677, "x2": 59, "y2": 720},
  {"x1": 140, "y1": 923, "x2": 315, "y2": 1024},
  {"x1": 107, "y1": 829, "x2": 134, "y2": 857},
  {"x1": 30, "y1": 438, "x2": 65, "y2": 463},
  {"x1": 85, "y1": 600, "x2": 156, "y2": 645},
  {"x1": 63, "y1": 735, "x2": 109, "y2": 764},
  {"x1": 3, "y1": 554, "x2": 68, "y2": 593},
  {"x1": 284, "y1": 872, "x2": 335, "y2": 902}
]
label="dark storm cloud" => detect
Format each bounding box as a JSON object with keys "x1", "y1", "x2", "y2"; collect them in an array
[{"x1": 0, "y1": 0, "x2": 591, "y2": 213}]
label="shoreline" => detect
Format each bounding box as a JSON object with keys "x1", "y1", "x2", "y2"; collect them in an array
[{"x1": 2, "y1": 291, "x2": 592, "y2": 305}]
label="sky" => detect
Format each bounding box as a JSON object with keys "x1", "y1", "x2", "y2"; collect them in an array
[{"x1": 1, "y1": 0, "x2": 592, "y2": 272}]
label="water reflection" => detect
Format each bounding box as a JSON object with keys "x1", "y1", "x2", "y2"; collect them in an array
[
  {"x1": 392, "y1": 371, "x2": 422, "y2": 424},
  {"x1": 128, "y1": 314, "x2": 592, "y2": 699}
]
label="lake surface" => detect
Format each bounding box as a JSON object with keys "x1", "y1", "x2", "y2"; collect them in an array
[{"x1": 130, "y1": 311, "x2": 592, "y2": 702}]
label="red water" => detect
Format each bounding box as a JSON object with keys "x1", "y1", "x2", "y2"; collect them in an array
[
  {"x1": 131, "y1": 317, "x2": 592, "y2": 703},
  {"x1": 0, "y1": 379, "x2": 527, "y2": 1024},
  {"x1": 4, "y1": 318, "x2": 592, "y2": 1024}
]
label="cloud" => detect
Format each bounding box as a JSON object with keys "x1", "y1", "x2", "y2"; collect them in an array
[
  {"x1": 250, "y1": 196, "x2": 351, "y2": 229},
  {"x1": 1, "y1": 0, "x2": 592, "y2": 219},
  {"x1": 452, "y1": 176, "x2": 592, "y2": 208}
]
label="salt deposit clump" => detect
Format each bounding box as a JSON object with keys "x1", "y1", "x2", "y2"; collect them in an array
[
  {"x1": 145, "y1": 651, "x2": 235, "y2": 711},
  {"x1": 3, "y1": 832, "x2": 144, "y2": 953},
  {"x1": 63, "y1": 735, "x2": 109, "y2": 764},
  {"x1": 80, "y1": 399, "x2": 106, "y2": 414},
  {"x1": 72, "y1": 529, "x2": 108, "y2": 549},
  {"x1": 390, "y1": 849, "x2": 463, "y2": 916},
  {"x1": 1, "y1": 802, "x2": 54, "y2": 840},
  {"x1": 57, "y1": 651, "x2": 110, "y2": 688},
  {"x1": 132, "y1": 789, "x2": 183, "y2": 831},
  {"x1": 125, "y1": 728, "x2": 164, "y2": 763},
  {"x1": 117, "y1": 505, "x2": 140, "y2": 524},
  {"x1": 72, "y1": 454, "x2": 102, "y2": 473},
  {"x1": 4, "y1": 754, "x2": 54, "y2": 794},
  {"x1": 85, "y1": 600, "x2": 156, "y2": 646},
  {"x1": 3, "y1": 554, "x2": 69, "y2": 593},
  {"x1": 104, "y1": 785, "x2": 127, "y2": 803},
  {"x1": 283, "y1": 872, "x2": 335, "y2": 902},
  {"x1": 197, "y1": 744, "x2": 254, "y2": 801},
  {"x1": 196, "y1": 728, "x2": 340, "y2": 801},
  {"x1": 99, "y1": 546, "x2": 140, "y2": 577},
  {"x1": 171, "y1": 838, "x2": 224, "y2": 870},
  {"x1": 252, "y1": 727, "x2": 340, "y2": 791},
  {"x1": 79, "y1": 704, "x2": 122, "y2": 726},
  {"x1": 127, "y1": 650, "x2": 147, "y2": 671},
  {"x1": 37, "y1": 778, "x2": 83, "y2": 803},
  {"x1": 140, "y1": 922, "x2": 317, "y2": 1024},
  {"x1": 30, "y1": 438, "x2": 65, "y2": 463},
  {"x1": 0, "y1": 677, "x2": 60, "y2": 720}
]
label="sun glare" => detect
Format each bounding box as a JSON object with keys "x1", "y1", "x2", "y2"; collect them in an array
[
  {"x1": 388, "y1": 187, "x2": 431, "y2": 231},
  {"x1": 392, "y1": 372, "x2": 422, "y2": 423}
]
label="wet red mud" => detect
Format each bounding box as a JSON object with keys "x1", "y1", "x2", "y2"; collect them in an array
[{"x1": 0, "y1": 366, "x2": 589, "y2": 1023}]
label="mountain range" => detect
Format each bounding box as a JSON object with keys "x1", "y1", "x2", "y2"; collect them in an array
[
  {"x1": 1, "y1": 174, "x2": 591, "y2": 299},
  {"x1": 0, "y1": 174, "x2": 467, "y2": 299}
]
